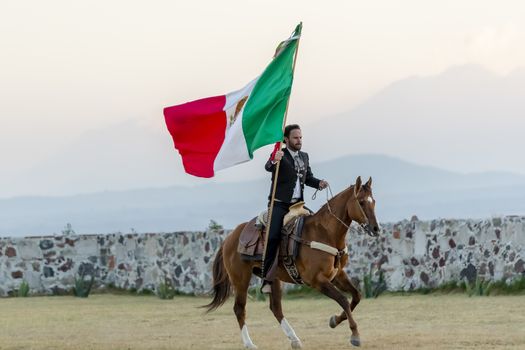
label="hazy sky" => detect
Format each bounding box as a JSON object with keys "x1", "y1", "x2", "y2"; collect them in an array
[{"x1": 2, "y1": 0, "x2": 525, "y2": 193}]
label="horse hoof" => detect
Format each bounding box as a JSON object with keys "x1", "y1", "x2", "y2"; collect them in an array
[
  {"x1": 350, "y1": 335, "x2": 361, "y2": 347},
  {"x1": 329, "y1": 315, "x2": 337, "y2": 328},
  {"x1": 291, "y1": 339, "x2": 303, "y2": 349},
  {"x1": 244, "y1": 344, "x2": 258, "y2": 349}
]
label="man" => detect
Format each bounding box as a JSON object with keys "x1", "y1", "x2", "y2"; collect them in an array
[{"x1": 261, "y1": 124, "x2": 328, "y2": 293}]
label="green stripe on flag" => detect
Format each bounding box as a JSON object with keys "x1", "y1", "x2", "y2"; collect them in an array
[{"x1": 242, "y1": 23, "x2": 301, "y2": 158}]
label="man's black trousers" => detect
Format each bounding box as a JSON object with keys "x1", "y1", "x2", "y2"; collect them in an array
[{"x1": 262, "y1": 201, "x2": 291, "y2": 279}]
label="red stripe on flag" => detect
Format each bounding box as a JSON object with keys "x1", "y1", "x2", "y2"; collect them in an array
[{"x1": 164, "y1": 95, "x2": 227, "y2": 177}]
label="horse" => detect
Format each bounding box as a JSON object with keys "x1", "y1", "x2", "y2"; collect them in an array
[{"x1": 204, "y1": 176, "x2": 380, "y2": 348}]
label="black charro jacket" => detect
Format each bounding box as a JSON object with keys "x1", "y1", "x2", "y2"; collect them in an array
[{"x1": 265, "y1": 148, "x2": 321, "y2": 203}]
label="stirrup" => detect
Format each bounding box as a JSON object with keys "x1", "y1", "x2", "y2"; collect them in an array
[{"x1": 261, "y1": 282, "x2": 272, "y2": 294}]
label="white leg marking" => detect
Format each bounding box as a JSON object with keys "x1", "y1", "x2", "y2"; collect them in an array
[
  {"x1": 241, "y1": 325, "x2": 257, "y2": 349},
  {"x1": 281, "y1": 318, "x2": 302, "y2": 349}
]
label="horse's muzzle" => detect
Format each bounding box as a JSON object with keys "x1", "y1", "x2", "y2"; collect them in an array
[{"x1": 362, "y1": 223, "x2": 380, "y2": 237}]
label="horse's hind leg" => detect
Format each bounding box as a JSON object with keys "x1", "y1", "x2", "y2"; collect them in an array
[
  {"x1": 329, "y1": 270, "x2": 362, "y2": 329},
  {"x1": 269, "y1": 281, "x2": 302, "y2": 349},
  {"x1": 232, "y1": 267, "x2": 257, "y2": 349},
  {"x1": 314, "y1": 277, "x2": 361, "y2": 347}
]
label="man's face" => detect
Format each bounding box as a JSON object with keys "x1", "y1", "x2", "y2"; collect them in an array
[{"x1": 285, "y1": 128, "x2": 302, "y2": 151}]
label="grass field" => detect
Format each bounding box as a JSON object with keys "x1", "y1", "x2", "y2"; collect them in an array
[{"x1": 1, "y1": 293, "x2": 524, "y2": 349}]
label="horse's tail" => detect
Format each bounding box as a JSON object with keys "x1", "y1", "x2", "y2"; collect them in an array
[{"x1": 202, "y1": 244, "x2": 231, "y2": 313}]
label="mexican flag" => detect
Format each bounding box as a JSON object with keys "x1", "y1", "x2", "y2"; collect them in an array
[{"x1": 164, "y1": 23, "x2": 301, "y2": 178}]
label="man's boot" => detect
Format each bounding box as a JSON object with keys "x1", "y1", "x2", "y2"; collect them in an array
[{"x1": 260, "y1": 254, "x2": 279, "y2": 294}]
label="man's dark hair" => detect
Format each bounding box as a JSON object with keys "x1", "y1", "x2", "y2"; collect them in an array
[{"x1": 284, "y1": 124, "x2": 301, "y2": 139}]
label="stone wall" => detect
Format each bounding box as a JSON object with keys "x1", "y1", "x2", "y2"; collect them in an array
[
  {"x1": 0, "y1": 216, "x2": 524, "y2": 296},
  {"x1": 348, "y1": 216, "x2": 525, "y2": 290},
  {"x1": 0, "y1": 231, "x2": 225, "y2": 296}
]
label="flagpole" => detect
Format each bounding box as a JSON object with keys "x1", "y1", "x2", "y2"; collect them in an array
[{"x1": 262, "y1": 23, "x2": 302, "y2": 278}]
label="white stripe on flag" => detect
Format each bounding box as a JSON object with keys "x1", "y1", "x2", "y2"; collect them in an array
[{"x1": 213, "y1": 78, "x2": 258, "y2": 171}]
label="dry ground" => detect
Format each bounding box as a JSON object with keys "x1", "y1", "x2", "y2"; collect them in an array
[{"x1": 0, "y1": 293, "x2": 524, "y2": 349}]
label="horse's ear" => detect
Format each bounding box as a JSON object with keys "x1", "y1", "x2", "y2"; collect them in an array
[
  {"x1": 354, "y1": 176, "x2": 362, "y2": 196},
  {"x1": 366, "y1": 176, "x2": 372, "y2": 188}
]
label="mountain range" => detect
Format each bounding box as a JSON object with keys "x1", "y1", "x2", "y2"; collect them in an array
[
  {"x1": 2, "y1": 64, "x2": 524, "y2": 198},
  {"x1": 304, "y1": 64, "x2": 525, "y2": 174},
  {"x1": 2, "y1": 153, "x2": 525, "y2": 237},
  {"x1": 1, "y1": 64, "x2": 524, "y2": 236}
]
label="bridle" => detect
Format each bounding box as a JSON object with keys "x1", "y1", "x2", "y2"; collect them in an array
[{"x1": 313, "y1": 184, "x2": 371, "y2": 234}]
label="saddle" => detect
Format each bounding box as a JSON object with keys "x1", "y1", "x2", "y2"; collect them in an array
[{"x1": 237, "y1": 202, "x2": 311, "y2": 284}]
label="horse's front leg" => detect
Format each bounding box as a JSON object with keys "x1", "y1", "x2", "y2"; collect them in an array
[
  {"x1": 329, "y1": 270, "x2": 362, "y2": 329},
  {"x1": 269, "y1": 280, "x2": 303, "y2": 349},
  {"x1": 314, "y1": 275, "x2": 361, "y2": 347}
]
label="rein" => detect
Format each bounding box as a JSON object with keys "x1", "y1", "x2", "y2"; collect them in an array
[
  {"x1": 313, "y1": 185, "x2": 350, "y2": 229},
  {"x1": 312, "y1": 185, "x2": 368, "y2": 236}
]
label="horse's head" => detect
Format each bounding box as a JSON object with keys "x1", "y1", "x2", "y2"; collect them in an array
[
  {"x1": 346, "y1": 176, "x2": 369, "y2": 229},
  {"x1": 356, "y1": 177, "x2": 381, "y2": 237}
]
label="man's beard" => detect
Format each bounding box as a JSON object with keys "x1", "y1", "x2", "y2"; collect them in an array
[{"x1": 290, "y1": 143, "x2": 302, "y2": 151}]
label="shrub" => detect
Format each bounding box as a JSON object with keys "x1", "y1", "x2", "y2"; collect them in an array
[
  {"x1": 484, "y1": 276, "x2": 525, "y2": 295},
  {"x1": 362, "y1": 267, "x2": 387, "y2": 298},
  {"x1": 280, "y1": 285, "x2": 322, "y2": 299},
  {"x1": 74, "y1": 275, "x2": 95, "y2": 298},
  {"x1": 208, "y1": 220, "x2": 223, "y2": 231},
  {"x1": 156, "y1": 278, "x2": 176, "y2": 300},
  {"x1": 17, "y1": 280, "x2": 30, "y2": 297},
  {"x1": 436, "y1": 280, "x2": 463, "y2": 293},
  {"x1": 464, "y1": 277, "x2": 492, "y2": 297},
  {"x1": 62, "y1": 223, "x2": 76, "y2": 236}
]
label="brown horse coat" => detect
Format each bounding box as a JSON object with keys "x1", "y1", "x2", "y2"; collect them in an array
[{"x1": 204, "y1": 176, "x2": 380, "y2": 348}]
